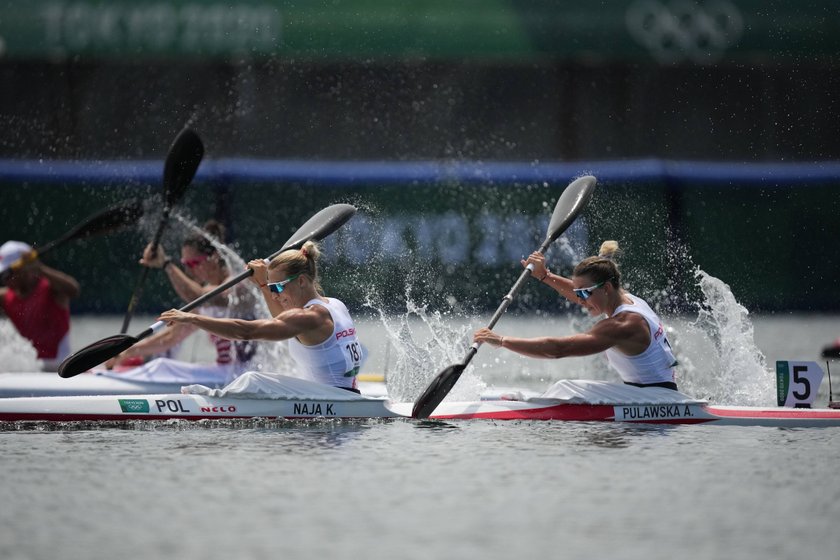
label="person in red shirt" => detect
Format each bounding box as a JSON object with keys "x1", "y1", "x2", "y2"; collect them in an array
[{"x1": 0, "y1": 240, "x2": 81, "y2": 371}]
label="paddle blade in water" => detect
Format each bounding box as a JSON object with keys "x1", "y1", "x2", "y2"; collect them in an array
[
  {"x1": 411, "y1": 363, "x2": 467, "y2": 419},
  {"x1": 57, "y1": 334, "x2": 139, "y2": 378}
]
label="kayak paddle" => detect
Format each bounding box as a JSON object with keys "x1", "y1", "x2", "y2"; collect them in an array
[
  {"x1": 411, "y1": 175, "x2": 597, "y2": 419},
  {"x1": 58, "y1": 203, "x2": 358, "y2": 378},
  {"x1": 1, "y1": 198, "x2": 145, "y2": 281},
  {"x1": 119, "y1": 127, "x2": 204, "y2": 333}
]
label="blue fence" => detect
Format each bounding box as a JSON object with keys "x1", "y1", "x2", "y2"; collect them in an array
[
  {"x1": 3, "y1": 158, "x2": 840, "y2": 186},
  {"x1": 2, "y1": 158, "x2": 839, "y2": 314}
]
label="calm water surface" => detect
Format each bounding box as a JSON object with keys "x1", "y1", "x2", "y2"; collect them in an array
[
  {"x1": 2, "y1": 313, "x2": 840, "y2": 559},
  {"x1": 2, "y1": 419, "x2": 839, "y2": 560}
]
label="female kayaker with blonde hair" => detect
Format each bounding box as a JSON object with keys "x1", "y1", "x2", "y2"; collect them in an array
[
  {"x1": 159, "y1": 241, "x2": 364, "y2": 392},
  {"x1": 474, "y1": 241, "x2": 678, "y2": 390}
]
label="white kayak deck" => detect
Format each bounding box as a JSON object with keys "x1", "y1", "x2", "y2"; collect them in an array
[{"x1": 0, "y1": 371, "x2": 388, "y2": 399}]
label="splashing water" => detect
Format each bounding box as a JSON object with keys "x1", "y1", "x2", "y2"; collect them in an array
[
  {"x1": 674, "y1": 269, "x2": 774, "y2": 406},
  {"x1": 0, "y1": 320, "x2": 43, "y2": 372},
  {"x1": 364, "y1": 289, "x2": 486, "y2": 402},
  {"x1": 363, "y1": 264, "x2": 776, "y2": 407}
]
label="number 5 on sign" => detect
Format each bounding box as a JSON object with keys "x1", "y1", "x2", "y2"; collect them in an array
[{"x1": 776, "y1": 361, "x2": 824, "y2": 407}]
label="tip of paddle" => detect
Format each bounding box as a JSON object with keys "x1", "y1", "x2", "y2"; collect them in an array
[
  {"x1": 57, "y1": 334, "x2": 138, "y2": 378},
  {"x1": 57, "y1": 363, "x2": 86, "y2": 378},
  {"x1": 411, "y1": 364, "x2": 465, "y2": 419}
]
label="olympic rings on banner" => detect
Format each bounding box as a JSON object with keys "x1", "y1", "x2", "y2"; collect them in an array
[{"x1": 626, "y1": 0, "x2": 744, "y2": 64}]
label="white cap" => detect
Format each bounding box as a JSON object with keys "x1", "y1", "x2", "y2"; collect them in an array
[{"x1": 0, "y1": 241, "x2": 34, "y2": 275}]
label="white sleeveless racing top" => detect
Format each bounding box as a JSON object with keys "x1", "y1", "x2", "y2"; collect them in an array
[
  {"x1": 604, "y1": 293, "x2": 677, "y2": 385},
  {"x1": 287, "y1": 297, "x2": 362, "y2": 389}
]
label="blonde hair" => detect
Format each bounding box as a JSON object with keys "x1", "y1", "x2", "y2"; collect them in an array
[
  {"x1": 598, "y1": 240, "x2": 620, "y2": 259},
  {"x1": 268, "y1": 240, "x2": 322, "y2": 293},
  {"x1": 573, "y1": 240, "x2": 621, "y2": 287}
]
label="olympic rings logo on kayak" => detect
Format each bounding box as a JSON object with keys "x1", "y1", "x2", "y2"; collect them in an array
[{"x1": 625, "y1": 0, "x2": 744, "y2": 64}]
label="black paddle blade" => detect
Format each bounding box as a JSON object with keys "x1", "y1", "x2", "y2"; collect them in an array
[
  {"x1": 66, "y1": 198, "x2": 145, "y2": 241},
  {"x1": 411, "y1": 363, "x2": 467, "y2": 419},
  {"x1": 57, "y1": 334, "x2": 139, "y2": 378},
  {"x1": 36, "y1": 198, "x2": 145, "y2": 256},
  {"x1": 163, "y1": 127, "x2": 204, "y2": 206},
  {"x1": 545, "y1": 175, "x2": 597, "y2": 245}
]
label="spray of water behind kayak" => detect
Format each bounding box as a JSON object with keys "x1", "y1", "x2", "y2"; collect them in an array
[{"x1": 341, "y1": 208, "x2": 775, "y2": 406}]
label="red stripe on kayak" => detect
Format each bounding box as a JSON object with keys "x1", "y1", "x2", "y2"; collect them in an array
[
  {"x1": 0, "y1": 413, "x2": 393, "y2": 422},
  {"x1": 431, "y1": 404, "x2": 618, "y2": 421},
  {"x1": 707, "y1": 406, "x2": 840, "y2": 419}
]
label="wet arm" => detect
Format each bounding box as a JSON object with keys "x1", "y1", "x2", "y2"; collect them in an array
[
  {"x1": 160, "y1": 306, "x2": 326, "y2": 342},
  {"x1": 164, "y1": 263, "x2": 227, "y2": 306},
  {"x1": 499, "y1": 332, "x2": 615, "y2": 359}
]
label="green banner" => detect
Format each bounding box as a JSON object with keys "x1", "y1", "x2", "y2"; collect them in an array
[
  {"x1": 0, "y1": 1, "x2": 837, "y2": 62},
  {"x1": 776, "y1": 361, "x2": 789, "y2": 407}
]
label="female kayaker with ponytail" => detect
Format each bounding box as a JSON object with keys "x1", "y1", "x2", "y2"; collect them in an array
[
  {"x1": 474, "y1": 241, "x2": 679, "y2": 390},
  {"x1": 158, "y1": 241, "x2": 364, "y2": 393}
]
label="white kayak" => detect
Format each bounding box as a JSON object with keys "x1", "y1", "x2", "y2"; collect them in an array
[
  {"x1": 0, "y1": 375, "x2": 839, "y2": 427},
  {"x1": 0, "y1": 371, "x2": 388, "y2": 399}
]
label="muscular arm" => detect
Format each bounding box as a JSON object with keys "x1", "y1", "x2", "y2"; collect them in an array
[
  {"x1": 477, "y1": 313, "x2": 651, "y2": 359},
  {"x1": 499, "y1": 332, "x2": 615, "y2": 359},
  {"x1": 160, "y1": 304, "x2": 334, "y2": 344}
]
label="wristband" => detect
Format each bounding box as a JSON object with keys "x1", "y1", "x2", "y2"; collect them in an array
[{"x1": 162, "y1": 258, "x2": 173, "y2": 270}]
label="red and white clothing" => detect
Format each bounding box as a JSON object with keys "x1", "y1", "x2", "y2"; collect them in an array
[
  {"x1": 202, "y1": 305, "x2": 258, "y2": 366},
  {"x1": 604, "y1": 293, "x2": 677, "y2": 386},
  {"x1": 288, "y1": 297, "x2": 362, "y2": 390},
  {"x1": 2, "y1": 276, "x2": 70, "y2": 362}
]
